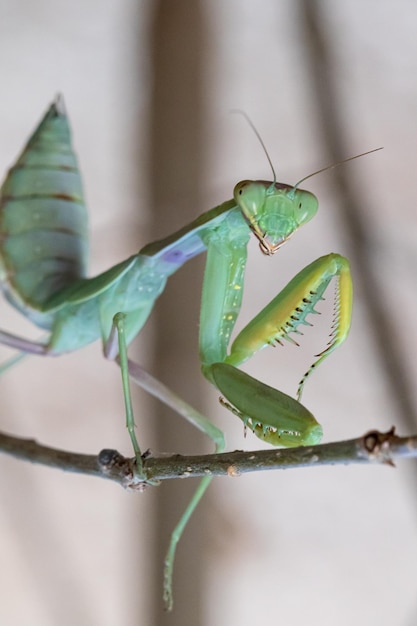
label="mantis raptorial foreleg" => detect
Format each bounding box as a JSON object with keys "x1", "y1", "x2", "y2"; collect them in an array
[
  {"x1": 222, "y1": 252, "x2": 353, "y2": 400},
  {"x1": 0, "y1": 99, "x2": 360, "y2": 610}
]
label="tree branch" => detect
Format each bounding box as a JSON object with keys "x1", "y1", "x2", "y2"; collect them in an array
[{"x1": 0, "y1": 427, "x2": 415, "y2": 490}]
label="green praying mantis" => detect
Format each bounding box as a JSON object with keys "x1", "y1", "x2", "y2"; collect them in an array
[{"x1": 0, "y1": 98, "x2": 374, "y2": 609}]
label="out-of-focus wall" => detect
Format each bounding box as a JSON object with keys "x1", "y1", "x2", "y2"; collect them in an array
[{"x1": 1, "y1": 2, "x2": 417, "y2": 625}]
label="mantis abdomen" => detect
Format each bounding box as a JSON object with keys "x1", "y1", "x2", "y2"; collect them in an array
[{"x1": 0, "y1": 98, "x2": 88, "y2": 326}]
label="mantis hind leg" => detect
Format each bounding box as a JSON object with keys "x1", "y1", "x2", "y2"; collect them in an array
[
  {"x1": 105, "y1": 312, "x2": 225, "y2": 610},
  {"x1": 125, "y1": 357, "x2": 225, "y2": 611},
  {"x1": 0, "y1": 330, "x2": 49, "y2": 375}
]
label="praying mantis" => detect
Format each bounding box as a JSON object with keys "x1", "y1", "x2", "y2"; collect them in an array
[{"x1": 0, "y1": 98, "x2": 357, "y2": 610}]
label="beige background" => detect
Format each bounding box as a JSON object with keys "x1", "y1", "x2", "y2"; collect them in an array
[{"x1": 0, "y1": 2, "x2": 416, "y2": 625}]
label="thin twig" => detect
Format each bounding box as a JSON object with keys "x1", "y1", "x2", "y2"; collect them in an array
[{"x1": 0, "y1": 427, "x2": 414, "y2": 490}]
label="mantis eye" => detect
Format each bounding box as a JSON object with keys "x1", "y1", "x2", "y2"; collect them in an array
[
  {"x1": 294, "y1": 191, "x2": 318, "y2": 225},
  {"x1": 233, "y1": 181, "x2": 268, "y2": 226}
]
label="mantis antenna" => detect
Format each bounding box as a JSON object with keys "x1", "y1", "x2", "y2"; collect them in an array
[
  {"x1": 232, "y1": 109, "x2": 382, "y2": 194},
  {"x1": 292, "y1": 147, "x2": 384, "y2": 191},
  {"x1": 231, "y1": 109, "x2": 277, "y2": 186}
]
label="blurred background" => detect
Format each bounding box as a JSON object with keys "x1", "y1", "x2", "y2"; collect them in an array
[{"x1": 0, "y1": 1, "x2": 417, "y2": 624}]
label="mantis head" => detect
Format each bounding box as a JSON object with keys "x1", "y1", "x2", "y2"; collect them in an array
[
  {"x1": 233, "y1": 180, "x2": 318, "y2": 255},
  {"x1": 232, "y1": 110, "x2": 380, "y2": 256}
]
